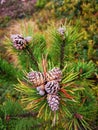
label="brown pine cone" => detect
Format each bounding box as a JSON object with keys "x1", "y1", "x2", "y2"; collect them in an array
[
  {"x1": 45, "y1": 80, "x2": 60, "y2": 94},
  {"x1": 28, "y1": 71, "x2": 45, "y2": 86},
  {"x1": 47, "y1": 94, "x2": 60, "y2": 111},
  {"x1": 46, "y1": 67, "x2": 62, "y2": 82},
  {"x1": 11, "y1": 34, "x2": 29, "y2": 50}
]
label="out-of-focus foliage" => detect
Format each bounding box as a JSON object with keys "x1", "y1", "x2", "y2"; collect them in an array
[
  {"x1": 36, "y1": 0, "x2": 48, "y2": 9},
  {"x1": 33, "y1": 0, "x2": 98, "y2": 64},
  {"x1": 34, "y1": 0, "x2": 98, "y2": 44}
]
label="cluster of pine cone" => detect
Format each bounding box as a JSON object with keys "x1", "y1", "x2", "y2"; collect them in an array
[
  {"x1": 28, "y1": 67, "x2": 62, "y2": 111},
  {"x1": 11, "y1": 34, "x2": 32, "y2": 50}
]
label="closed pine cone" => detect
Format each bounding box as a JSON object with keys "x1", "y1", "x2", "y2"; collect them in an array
[
  {"x1": 45, "y1": 80, "x2": 60, "y2": 94},
  {"x1": 11, "y1": 34, "x2": 28, "y2": 50},
  {"x1": 46, "y1": 67, "x2": 62, "y2": 82},
  {"x1": 28, "y1": 71, "x2": 45, "y2": 86},
  {"x1": 47, "y1": 94, "x2": 60, "y2": 111}
]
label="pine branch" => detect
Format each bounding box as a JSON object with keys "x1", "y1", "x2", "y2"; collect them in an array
[
  {"x1": 6, "y1": 112, "x2": 38, "y2": 119},
  {"x1": 17, "y1": 112, "x2": 38, "y2": 118},
  {"x1": 60, "y1": 38, "x2": 66, "y2": 69},
  {"x1": 26, "y1": 46, "x2": 39, "y2": 71}
]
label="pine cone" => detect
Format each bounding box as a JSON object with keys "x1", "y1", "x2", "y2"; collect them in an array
[
  {"x1": 11, "y1": 34, "x2": 28, "y2": 50},
  {"x1": 57, "y1": 27, "x2": 65, "y2": 35},
  {"x1": 45, "y1": 80, "x2": 60, "y2": 94},
  {"x1": 28, "y1": 71, "x2": 45, "y2": 86},
  {"x1": 47, "y1": 94, "x2": 60, "y2": 111},
  {"x1": 46, "y1": 67, "x2": 62, "y2": 82}
]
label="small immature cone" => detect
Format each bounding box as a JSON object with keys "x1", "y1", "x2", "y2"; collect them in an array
[
  {"x1": 39, "y1": 90, "x2": 45, "y2": 96},
  {"x1": 46, "y1": 67, "x2": 62, "y2": 82},
  {"x1": 47, "y1": 94, "x2": 60, "y2": 111},
  {"x1": 28, "y1": 71, "x2": 45, "y2": 86},
  {"x1": 57, "y1": 27, "x2": 66, "y2": 36},
  {"x1": 36, "y1": 85, "x2": 45, "y2": 96},
  {"x1": 25, "y1": 36, "x2": 32, "y2": 43},
  {"x1": 36, "y1": 86, "x2": 42, "y2": 91},
  {"x1": 36, "y1": 84, "x2": 44, "y2": 91},
  {"x1": 45, "y1": 80, "x2": 60, "y2": 94},
  {"x1": 11, "y1": 34, "x2": 31, "y2": 50}
]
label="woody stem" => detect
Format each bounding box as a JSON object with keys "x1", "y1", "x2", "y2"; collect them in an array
[
  {"x1": 26, "y1": 46, "x2": 39, "y2": 71},
  {"x1": 60, "y1": 39, "x2": 65, "y2": 69}
]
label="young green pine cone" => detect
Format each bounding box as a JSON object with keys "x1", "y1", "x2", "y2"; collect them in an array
[
  {"x1": 45, "y1": 80, "x2": 60, "y2": 94},
  {"x1": 47, "y1": 94, "x2": 60, "y2": 111},
  {"x1": 46, "y1": 67, "x2": 62, "y2": 82}
]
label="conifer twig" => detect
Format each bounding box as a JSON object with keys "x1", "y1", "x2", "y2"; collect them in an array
[
  {"x1": 26, "y1": 46, "x2": 39, "y2": 70},
  {"x1": 17, "y1": 112, "x2": 38, "y2": 118},
  {"x1": 60, "y1": 39, "x2": 65, "y2": 69},
  {"x1": 6, "y1": 112, "x2": 38, "y2": 119}
]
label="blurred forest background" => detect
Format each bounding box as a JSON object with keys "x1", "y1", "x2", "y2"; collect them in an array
[{"x1": 0, "y1": 0, "x2": 98, "y2": 130}]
